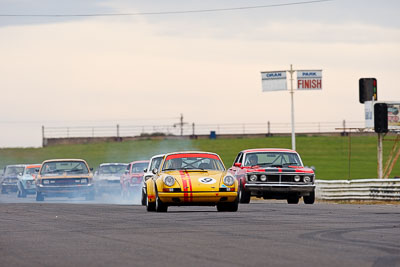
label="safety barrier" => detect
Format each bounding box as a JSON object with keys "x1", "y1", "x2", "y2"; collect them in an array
[
  {"x1": 42, "y1": 120, "x2": 365, "y2": 138},
  {"x1": 316, "y1": 179, "x2": 400, "y2": 201}
]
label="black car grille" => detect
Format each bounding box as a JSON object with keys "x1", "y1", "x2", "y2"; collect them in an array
[{"x1": 247, "y1": 174, "x2": 313, "y2": 183}]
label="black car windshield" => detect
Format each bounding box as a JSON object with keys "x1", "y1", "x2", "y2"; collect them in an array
[
  {"x1": 98, "y1": 164, "x2": 127, "y2": 175},
  {"x1": 5, "y1": 166, "x2": 25, "y2": 176},
  {"x1": 244, "y1": 152, "x2": 302, "y2": 167},
  {"x1": 41, "y1": 161, "x2": 89, "y2": 176},
  {"x1": 162, "y1": 154, "x2": 225, "y2": 171}
]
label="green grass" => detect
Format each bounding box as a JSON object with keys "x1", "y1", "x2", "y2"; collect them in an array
[{"x1": 0, "y1": 136, "x2": 399, "y2": 180}]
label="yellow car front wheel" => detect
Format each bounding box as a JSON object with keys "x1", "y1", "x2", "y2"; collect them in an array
[
  {"x1": 146, "y1": 189, "x2": 156, "y2": 212},
  {"x1": 155, "y1": 188, "x2": 168, "y2": 212}
]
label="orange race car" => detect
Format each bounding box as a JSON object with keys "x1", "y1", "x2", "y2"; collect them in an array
[{"x1": 35, "y1": 159, "x2": 94, "y2": 201}]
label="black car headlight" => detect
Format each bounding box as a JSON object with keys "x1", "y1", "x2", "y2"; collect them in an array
[
  {"x1": 249, "y1": 174, "x2": 258, "y2": 182},
  {"x1": 303, "y1": 176, "x2": 312, "y2": 183}
]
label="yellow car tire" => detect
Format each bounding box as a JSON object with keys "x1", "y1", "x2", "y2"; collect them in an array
[
  {"x1": 155, "y1": 188, "x2": 168, "y2": 212},
  {"x1": 146, "y1": 190, "x2": 156, "y2": 212}
]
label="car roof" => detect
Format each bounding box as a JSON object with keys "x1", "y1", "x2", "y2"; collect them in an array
[
  {"x1": 41, "y1": 159, "x2": 88, "y2": 164},
  {"x1": 150, "y1": 154, "x2": 165, "y2": 159},
  {"x1": 165, "y1": 151, "x2": 219, "y2": 156},
  {"x1": 6, "y1": 164, "x2": 28, "y2": 168},
  {"x1": 129, "y1": 160, "x2": 149, "y2": 164},
  {"x1": 242, "y1": 148, "x2": 297, "y2": 153},
  {"x1": 164, "y1": 151, "x2": 221, "y2": 158},
  {"x1": 26, "y1": 164, "x2": 41, "y2": 168},
  {"x1": 99, "y1": 163, "x2": 128, "y2": 166}
]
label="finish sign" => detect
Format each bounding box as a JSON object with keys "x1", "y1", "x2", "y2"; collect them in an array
[{"x1": 297, "y1": 70, "x2": 322, "y2": 90}]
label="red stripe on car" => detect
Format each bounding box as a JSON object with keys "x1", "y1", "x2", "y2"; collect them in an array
[
  {"x1": 187, "y1": 171, "x2": 193, "y2": 202},
  {"x1": 180, "y1": 171, "x2": 189, "y2": 202}
]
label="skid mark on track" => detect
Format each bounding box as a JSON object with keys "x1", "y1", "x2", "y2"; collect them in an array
[{"x1": 300, "y1": 225, "x2": 400, "y2": 255}]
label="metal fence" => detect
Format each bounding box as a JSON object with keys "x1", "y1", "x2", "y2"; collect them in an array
[
  {"x1": 316, "y1": 179, "x2": 400, "y2": 201},
  {"x1": 42, "y1": 120, "x2": 366, "y2": 138}
]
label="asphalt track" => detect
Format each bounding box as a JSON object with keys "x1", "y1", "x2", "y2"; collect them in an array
[{"x1": 0, "y1": 193, "x2": 399, "y2": 267}]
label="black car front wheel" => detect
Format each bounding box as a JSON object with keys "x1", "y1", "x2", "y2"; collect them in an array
[
  {"x1": 287, "y1": 194, "x2": 299, "y2": 204},
  {"x1": 239, "y1": 182, "x2": 251, "y2": 204},
  {"x1": 303, "y1": 191, "x2": 315, "y2": 204}
]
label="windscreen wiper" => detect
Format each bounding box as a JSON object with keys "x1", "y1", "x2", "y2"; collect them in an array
[
  {"x1": 257, "y1": 163, "x2": 272, "y2": 167},
  {"x1": 183, "y1": 168, "x2": 207, "y2": 172},
  {"x1": 282, "y1": 163, "x2": 299, "y2": 166}
]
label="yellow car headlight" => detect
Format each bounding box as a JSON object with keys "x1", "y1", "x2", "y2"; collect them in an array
[
  {"x1": 163, "y1": 176, "x2": 175, "y2": 187},
  {"x1": 223, "y1": 175, "x2": 235, "y2": 186}
]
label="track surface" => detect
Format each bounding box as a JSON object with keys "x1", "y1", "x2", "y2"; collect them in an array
[{"x1": 0, "y1": 194, "x2": 399, "y2": 267}]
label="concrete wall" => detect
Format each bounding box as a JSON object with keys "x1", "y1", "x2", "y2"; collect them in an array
[{"x1": 42, "y1": 131, "x2": 380, "y2": 147}]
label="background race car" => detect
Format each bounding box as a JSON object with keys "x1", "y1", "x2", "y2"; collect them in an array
[
  {"x1": 229, "y1": 148, "x2": 315, "y2": 204},
  {"x1": 35, "y1": 159, "x2": 95, "y2": 201},
  {"x1": 1, "y1": 164, "x2": 26, "y2": 194},
  {"x1": 17, "y1": 164, "x2": 41, "y2": 198},
  {"x1": 93, "y1": 163, "x2": 128, "y2": 196},
  {"x1": 121, "y1": 160, "x2": 148, "y2": 201}
]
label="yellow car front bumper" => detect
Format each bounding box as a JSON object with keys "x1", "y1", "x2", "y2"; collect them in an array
[{"x1": 158, "y1": 191, "x2": 237, "y2": 205}]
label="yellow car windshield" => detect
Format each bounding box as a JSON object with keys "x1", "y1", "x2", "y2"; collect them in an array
[{"x1": 163, "y1": 154, "x2": 225, "y2": 171}]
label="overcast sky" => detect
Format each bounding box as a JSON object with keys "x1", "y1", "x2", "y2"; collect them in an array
[{"x1": 1, "y1": 0, "x2": 400, "y2": 147}]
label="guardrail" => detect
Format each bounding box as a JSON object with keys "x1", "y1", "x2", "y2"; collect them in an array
[
  {"x1": 42, "y1": 120, "x2": 365, "y2": 138},
  {"x1": 316, "y1": 179, "x2": 400, "y2": 201}
]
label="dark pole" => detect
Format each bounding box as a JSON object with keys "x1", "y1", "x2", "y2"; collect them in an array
[
  {"x1": 180, "y1": 114, "x2": 183, "y2": 136},
  {"x1": 42, "y1": 125, "x2": 45, "y2": 147},
  {"x1": 348, "y1": 131, "x2": 351, "y2": 179}
]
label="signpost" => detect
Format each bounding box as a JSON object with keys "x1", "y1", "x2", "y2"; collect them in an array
[{"x1": 261, "y1": 65, "x2": 322, "y2": 151}]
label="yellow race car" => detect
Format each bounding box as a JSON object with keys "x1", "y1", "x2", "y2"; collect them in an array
[{"x1": 145, "y1": 151, "x2": 238, "y2": 212}]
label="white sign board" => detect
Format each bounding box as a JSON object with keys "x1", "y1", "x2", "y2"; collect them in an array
[
  {"x1": 388, "y1": 103, "x2": 400, "y2": 130},
  {"x1": 365, "y1": 102, "x2": 400, "y2": 131},
  {"x1": 261, "y1": 71, "x2": 287, "y2": 91},
  {"x1": 365, "y1": 101, "x2": 374, "y2": 128},
  {"x1": 297, "y1": 70, "x2": 322, "y2": 90}
]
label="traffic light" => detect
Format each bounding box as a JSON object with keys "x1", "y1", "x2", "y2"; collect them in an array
[
  {"x1": 374, "y1": 103, "x2": 388, "y2": 133},
  {"x1": 359, "y1": 78, "x2": 377, "y2": 103}
]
